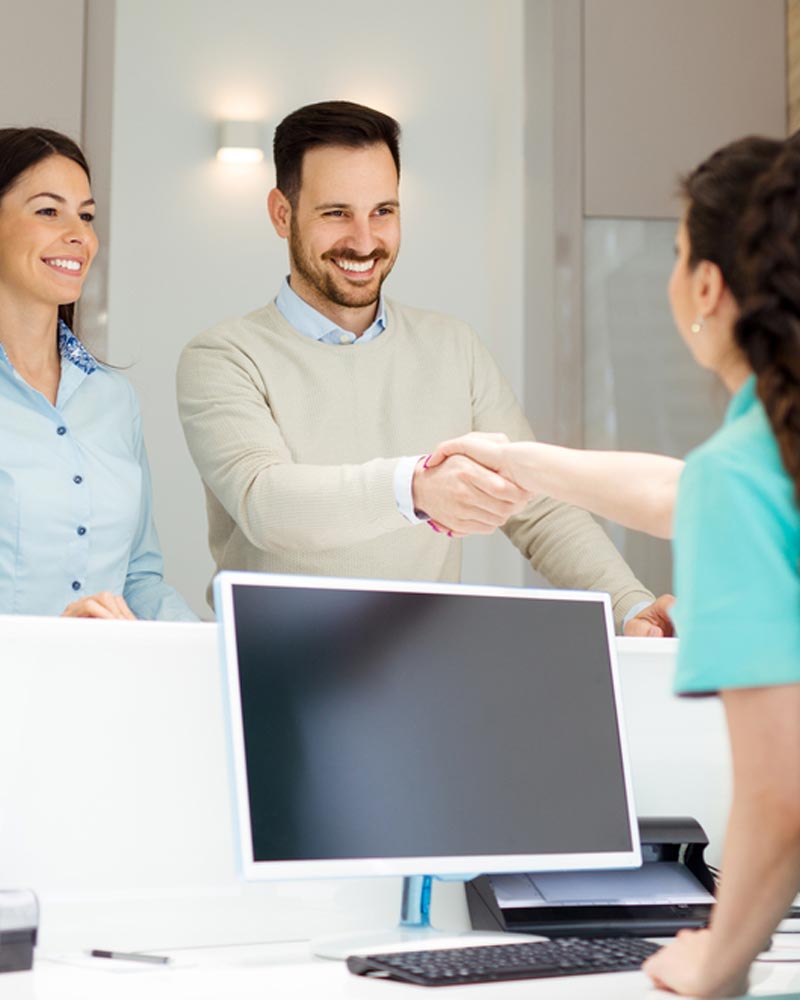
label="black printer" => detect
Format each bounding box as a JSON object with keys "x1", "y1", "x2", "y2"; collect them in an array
[
  {"x1": 0, "y1": 890, "x2": 38, "y2": 973},
  {"x1": 467, "y1": 817, "x2": 715, "y2": 939}
]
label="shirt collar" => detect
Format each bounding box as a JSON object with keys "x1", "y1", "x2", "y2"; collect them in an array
[
  {"x1": 58, "y1": 319, "x2": 99, "y2": 374},
  {"x1": 0, "y1": 319, "x2": 98, "y2": 375},
  {"x1": 724, "y1": 374, "x2": 757, "y2": 425},
  {"x1": 275, "y1": 276, "x2": 386, "y2": 342}
]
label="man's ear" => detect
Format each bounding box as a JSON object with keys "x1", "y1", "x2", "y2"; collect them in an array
[
  {"x1": 692, "y1": 259, "x2": 726, "y2": 319},
  {"x1": 268, "y1": 188, "x2": 292, "y2": 238}
]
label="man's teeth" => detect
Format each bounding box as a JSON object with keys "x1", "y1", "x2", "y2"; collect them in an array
[
  {"x1": 335, "y1": 258, "x2": 374, "y2": 273},
  {"x1": 46, "y1": 258, "x2": 81, "y2": 271}
]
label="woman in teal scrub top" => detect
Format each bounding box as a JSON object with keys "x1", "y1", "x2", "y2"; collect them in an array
[{"x1": 427, "y1": 134, "x2": 800, "y2": 997}]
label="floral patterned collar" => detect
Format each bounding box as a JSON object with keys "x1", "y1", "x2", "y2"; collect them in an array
[{"x1": 58, "y1": 319, "x2": 98, "y2": 375}]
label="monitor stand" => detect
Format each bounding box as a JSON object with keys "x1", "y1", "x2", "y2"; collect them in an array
[{"x1": 312, "y1": 875, "x2": 537, "y2": 960}]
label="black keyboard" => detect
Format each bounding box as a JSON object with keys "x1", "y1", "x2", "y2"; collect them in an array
[{"x1": 347, "y1": 936, "x2": 662, "y2": 986}]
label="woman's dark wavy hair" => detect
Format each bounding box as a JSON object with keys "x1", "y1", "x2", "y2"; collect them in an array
[
  {"x1": 0, "y1": 127, "x2": 91, "y2": 333},
  {"x1": 680, "y1": 134, "x2": 800, "y2": 504}
]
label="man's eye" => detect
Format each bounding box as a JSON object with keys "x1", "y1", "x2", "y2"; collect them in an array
[
  {"x1": 375, "y1": 207, "x2": 394, "y2": 216},
  {"x1": 324, "y1": 210, "x2": 345, "y2": 218}
]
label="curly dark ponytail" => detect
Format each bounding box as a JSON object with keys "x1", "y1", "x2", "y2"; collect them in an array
[
  {"x1": 680, "y1": 134, "x2": 800, "y2": 504},
  {"x1": 733, "y1": 134, "x2": 800, "y2": 505}
]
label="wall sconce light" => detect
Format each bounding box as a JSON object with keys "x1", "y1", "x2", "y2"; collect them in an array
[{"x1": 216, "y1": 120, "x2": 264, "y2": 163}]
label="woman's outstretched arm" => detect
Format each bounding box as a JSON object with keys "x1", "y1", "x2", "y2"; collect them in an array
[{"x1": 426, "y1": 433, "x2": 683, "y2": 539}]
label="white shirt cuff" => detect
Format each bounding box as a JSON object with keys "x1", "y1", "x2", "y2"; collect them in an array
[
  {"x1": 394, "y1": 455, "x2": 428, "y2": 524},
  {"x1": 622, "y1": 599, "x2": 652, "y2": 631}
]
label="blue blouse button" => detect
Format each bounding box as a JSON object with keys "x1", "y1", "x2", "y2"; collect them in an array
[
  {"x1": 57, "y1": 426, "x2": 67, "y2": 436},
  {"x1": 77, "y1": 526, "x2": 87, "y2": 536},
  {"x1": 73, "y1": 475, "x2": 83, "y2": 485},
  {"x1": 71, "y1": 580, "x2": 81, "y2": 591}
]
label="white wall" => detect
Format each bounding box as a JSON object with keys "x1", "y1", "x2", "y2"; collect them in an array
[{"x1": 103, "y1": 0, "x2": 527, "y2": 616}]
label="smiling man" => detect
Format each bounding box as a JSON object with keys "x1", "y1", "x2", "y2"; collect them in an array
[
  {"x1": 177, "y1": 101, "x2": 671, "y2": 634},
  {"x1": 272, "y1": 141, "x2": 399, "y2": 321}
]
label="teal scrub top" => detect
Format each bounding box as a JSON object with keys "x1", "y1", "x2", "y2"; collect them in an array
[{"x1": 671, "y1": 375, "x2": 800, "y2": 695}]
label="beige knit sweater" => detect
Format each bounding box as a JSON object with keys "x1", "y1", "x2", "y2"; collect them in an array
[{"x1": 177, "y1": 299, "x2": 654, "y2": 627}]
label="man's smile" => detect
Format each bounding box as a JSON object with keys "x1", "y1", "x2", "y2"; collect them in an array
[
  {"x1": 334, "y1": 257, "x2": 374, "y2": 272},
  {"x1": 332, "y1": 256, "x2": 377, "y2": 276}
]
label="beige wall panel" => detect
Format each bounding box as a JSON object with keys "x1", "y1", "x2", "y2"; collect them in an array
[
  {"x1": 789, "y1": 0, "x2": 800, "y2": 132},
  {"x1": 0, "y1": 0, "x2": 85, "y2": 137},
  {"x1": 584, "y1": 0, "x2": 786, "y2": 219}
]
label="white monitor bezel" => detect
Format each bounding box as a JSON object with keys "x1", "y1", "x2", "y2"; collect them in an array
[{"x1": 215, "y1": 571, "x2": 642, "y2": 881}]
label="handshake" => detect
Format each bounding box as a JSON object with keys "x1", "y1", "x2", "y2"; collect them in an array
[
  {"x1": 413, "y1": 432, "x2": 528, "y2": 538},
  {"x1": 416, "y1": 431, "x2": 677, "y2": 639}
]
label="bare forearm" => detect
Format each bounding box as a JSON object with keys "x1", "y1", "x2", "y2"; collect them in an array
[
  {"x1": 700, "y1": 686, "x2": 800, "y2": 996},
  {"x1": 503, "y1": 443, "x2": 682, "y2": 539},
  {"x1": 644, "y1": 688, "x2": 800, "y2": 998},
  {"x1": 700, "y1": 795, "x2": 800, "y2": 996}
]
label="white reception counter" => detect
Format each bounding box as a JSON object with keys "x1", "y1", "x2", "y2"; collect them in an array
[{"x1": 1, "y1": 617, "x2": 794, "y2": 998}]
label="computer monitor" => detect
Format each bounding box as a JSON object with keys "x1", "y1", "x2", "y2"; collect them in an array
[{"x1": 215, "y1": 573, "x2": 641, "y2": 954}]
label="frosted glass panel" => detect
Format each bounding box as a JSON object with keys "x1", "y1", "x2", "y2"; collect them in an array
[{"x1": 583, "y1": 219, "x2": 726, "y2": 597}]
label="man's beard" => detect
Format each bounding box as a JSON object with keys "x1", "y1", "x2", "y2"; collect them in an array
[{"x1": 289, "y1": 219, "x2": 395, "y2": 309}]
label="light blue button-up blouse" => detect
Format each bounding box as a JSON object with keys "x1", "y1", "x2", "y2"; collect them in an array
[{"x1": 0, "y1": 322, "x2": 196, "y2": 620}]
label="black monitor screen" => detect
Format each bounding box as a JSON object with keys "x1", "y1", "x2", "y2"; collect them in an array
[{"x1": 228, "y1": 582, "x2": 634, "y2": 866}]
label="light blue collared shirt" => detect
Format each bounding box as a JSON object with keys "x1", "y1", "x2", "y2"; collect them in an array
[
  {"x1": 0, "y1": 321, "x2": 197, "y2": 620},
  {"x1": 276, "y1": 276, "x2": 387, "y2": 345},
  {"x1": 275, "y1": 278, "x2": 424, "y2": 522}
]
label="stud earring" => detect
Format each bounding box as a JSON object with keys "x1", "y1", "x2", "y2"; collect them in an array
[{"x1": 690, "y1": 317, "x2": 704, "y2": 335}]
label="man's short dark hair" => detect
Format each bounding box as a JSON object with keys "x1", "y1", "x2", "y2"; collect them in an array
[{"x1": 273, "y1": 100, "x2": 401, "y2": 205}]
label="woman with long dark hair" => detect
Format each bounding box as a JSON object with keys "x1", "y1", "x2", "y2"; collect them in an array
[
  {"x1": 427, "y1": 134, "x2": 800, "y2": 996},
  {"x1": 0, "y1": 127, "x2": 194, "y2": 620}
]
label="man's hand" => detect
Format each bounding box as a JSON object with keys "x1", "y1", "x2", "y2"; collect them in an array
[
  {"x1": 642, "y1": 928, "x2": 748, "y2": 998},
  {"x1": 623, "y1": 593, "x2": 676, "y2": 637},
  {"x1": 413, "y1": 453, "x2": 530, "y2": 536},
  {"x1": 62, "y1": 591, "x2": 137, "y2": 620}
]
